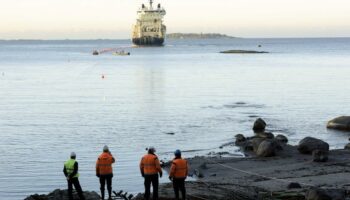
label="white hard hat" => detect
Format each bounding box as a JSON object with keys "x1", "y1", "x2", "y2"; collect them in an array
[{"x1": 70, "y1": 152, "x2": 76, "y2": 157}]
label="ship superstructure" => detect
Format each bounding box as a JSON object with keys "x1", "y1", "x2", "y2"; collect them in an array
[{"x1": 132, "y1": 0, "x2": 166, "y2": 46}]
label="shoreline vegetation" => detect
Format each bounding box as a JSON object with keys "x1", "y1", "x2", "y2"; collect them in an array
[
  {"x1": 166, "y1": 33, "x2": 236, "y2": 39},
  {"x1": 25, "y1": 117, "x2": 350, "y2": 200}
]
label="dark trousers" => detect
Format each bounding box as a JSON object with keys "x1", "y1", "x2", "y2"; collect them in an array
[
  {"x1": 67, "y1": 177, "x2": 85, "y2": 200},
  {"x1": 99, "y1": 174, "x2": 113, "y2": 199},
  {"x1": 144, "y1": 174, "x2": 159, "y2": 200},
  {"x1": 173, "y1": 178, "x2": 186, "y2": 200}
]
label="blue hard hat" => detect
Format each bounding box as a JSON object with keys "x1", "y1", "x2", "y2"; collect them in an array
[{"x1": 174, "y1": 149, "x2": 181, "y2": 156}]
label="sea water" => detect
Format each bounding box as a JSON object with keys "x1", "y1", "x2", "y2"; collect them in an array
[{"x1": 0, "y1": 38, "x2": 350, "y2": 199}]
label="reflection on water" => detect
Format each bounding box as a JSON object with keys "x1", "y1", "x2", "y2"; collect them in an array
[
  {"x1": 0, "y1": 38, "x2": 350, "y2": 199},
  {"x1": 136, "y1": 66, "x2": 165, "y2": 112}
]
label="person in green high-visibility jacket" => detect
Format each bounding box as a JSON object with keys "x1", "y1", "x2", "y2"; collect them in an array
[{"x1": 63, "y1": 152, "x2": 85, "y2": 200}]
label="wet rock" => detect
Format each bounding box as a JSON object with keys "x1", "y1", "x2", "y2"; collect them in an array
[
  {"x1": 194, "y1": 169, "x2": 204, "y2": 178},
  {"x1": 298, "y1": 137, "x2": 329, "y2": 154},
  {"x1": 243, "y1": 140, "x2": 254, "y2": 151},
  {"x1": 305, "y1": 188, "x2": 346, "y2": 200},
  {"x1": 287, "y1": 182, "x2": 302, "y2": 189},
  {"x1": 274, "y1": 140, "x2": 284, "y2": 151},
  {"x1": 235, "y1": 134, "x2": 246, "y2": 144},
  {"x1": 327, "y1": 116, "x2": 350, "y2": 131},
  {"x1": 312, "y1": 149, "x2": 329, "y2": 162},
  {"x1": 255, "y1": 132, "x2": 274, "y2": 139},
  {"x1": 25, "y1": 189, "x2": 100, "y2": 200},
  {"x1": 276, "y1": 134, "x2": 288, "y2": 144},
  {"x1": 256, "y1": 139, "x2": 276, "y2": 157},
  {"x1": 251, "y1": 137, "x2": 265, "y2": 152},
  {"x1": 165, "y1": 132, "x2": 175, "y2": 135},
  {"x1": 253, "y1": 118, "x2": 266, "y2": 132},
  {"x1": 344, "y1": 143, "x2": 350, "y2": 150}
]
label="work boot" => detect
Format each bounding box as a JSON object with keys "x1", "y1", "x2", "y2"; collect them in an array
[
  {"x1": 108, "y1": 190, "x2": 112, "y2": 200},
  {"x1": 100, "y1": 190, "x2": 105, "y2": 200}
]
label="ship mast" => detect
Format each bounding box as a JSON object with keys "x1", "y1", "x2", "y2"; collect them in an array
[{"x1": 149, "y1": 0, "x2": 153, "y2": 9}]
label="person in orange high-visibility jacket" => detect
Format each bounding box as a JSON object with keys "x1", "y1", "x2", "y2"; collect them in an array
[
  {"x1": 96, "y1": 145, "x2": 115, "y2": 200},
  {"x1": 140, "y1": 146, "x2": 162, "y2": 200},
  {"x1": 169, "y1": 149, "x2": 189, "y2": 200}
]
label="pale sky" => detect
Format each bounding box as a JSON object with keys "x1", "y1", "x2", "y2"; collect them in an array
[{"x1": 0, "y1": 0, "x2": 349, "y2": 39}]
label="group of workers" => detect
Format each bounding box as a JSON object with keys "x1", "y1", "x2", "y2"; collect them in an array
[{"x1": 63, "y1": 146, "x2": 189, "y2": 200}]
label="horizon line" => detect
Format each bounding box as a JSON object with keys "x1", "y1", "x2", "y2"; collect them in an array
[{"x1": 1, "y1": 36, "x2": 350, "y2": 41}]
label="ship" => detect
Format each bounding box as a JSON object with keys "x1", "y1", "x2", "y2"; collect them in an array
[{"x1": 132, "y1": 0, "x2": 166, "y2": 46}]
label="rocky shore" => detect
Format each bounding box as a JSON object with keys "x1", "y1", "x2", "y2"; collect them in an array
[
  {"x1": 25, "y1": 117, "x2": 350, "y2": 200},
  {"x1": 24, "y1": 189, "x2": 100, "y2": 200}
]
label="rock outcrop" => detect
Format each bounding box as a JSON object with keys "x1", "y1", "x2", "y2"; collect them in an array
[
  {"x1": 255, "y1": 132, "x2": 274, "y2": 139},
  {"x1": 235, "y1": 134, "x2": 246, "y2": 145},
  {"x1": 251, "y1": 137, "x2": 265, "y2": 152},
  {"x1": 287, "y1": 182, "x2": 302, "y2": 189},
  {"x1": 25, "y1": 189, "x2": 100, "y2": 200},
  {"x1": 256, "y1": 139, "x2": 277, "y2": 157},
  {"x1": 275, "y1": 134, "x2": 288, "y2": 144},
  {"x1": 253, "y1": 118, "x2": 266, "y2": 132},
  {"x1": 297, "y1": 137, "x2": 329, "y2": 154},
  {"x1": 305, "y1": 188, "x2": 346, "y2": 200},
  {"x1": 327, "y1": 116, "x2": 350, "y2": 131},
  {"x1": 344, "y1": 143, "x2": 350, "y2": 150}
]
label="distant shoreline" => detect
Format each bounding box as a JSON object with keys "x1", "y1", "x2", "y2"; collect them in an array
[{"x1": 166, "y1": 33, "x2": 237, "y2": 39}]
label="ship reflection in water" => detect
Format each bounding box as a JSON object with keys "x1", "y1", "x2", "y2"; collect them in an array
[{"x1": 132, "y1": 0, "x2": 166, "y2": 46}]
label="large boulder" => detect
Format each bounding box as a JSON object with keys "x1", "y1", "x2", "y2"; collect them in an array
[
  {"x1": 256, "y1": 139, "x2": 276, "y2": 157},
  {"x1": 327, "y1": 116, "x2": 350, "y2": 131},
  {"x1": 298, "y1": 137, "x2": 329, "y2": 154},
  {"x1": 25, "y1": 189, "x2": 100, "y2": 200},
  {"x1": 253, "y1": 118, "x2": 266, "y2": 132},
  {"x1": 242, "y1": 140, "x2": 254, "y2": 151},
  {"x1": 305, "y1": 188, "x2": 346, "y2": 200},
  {"x1": 251, "y1": 137, "x2": 265, "y2": 152},
  {"x1": 235, "y1": 134, "x2": 246, "y2": 145},
  {"x1": 344, "y1": 143, "x2": 350, "y2": 150},
  {"x1": 255, "y1": 132, "x2": 274, "y2": 139},
  {"x1": 275, "y1": 134, "x2": 288, "y2": 144},
  {"x1": 287, "y1": 182, "x2": 302, "y2": 189}
]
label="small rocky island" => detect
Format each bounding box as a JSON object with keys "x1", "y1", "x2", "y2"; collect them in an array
[
  {"x1": 220, "y1": 50, "x2": 268, "y2": 54},
  {"x1": 166, "y1": 33, "x2": 236, "y2": 39}
]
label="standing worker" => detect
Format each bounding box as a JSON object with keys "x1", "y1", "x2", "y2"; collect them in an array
[
  {"x1": 140, "y1": 146, "x2": 163, "y2": 200},
  {"x1": 96, "y1": 145, "x2": 115, "y2": 200},
  {"x1": 63, "y1": 152, "x2": 85, "y2": 200},
  {"x1": 169, "y1": 149, "x2": 188, "y2": 200}
]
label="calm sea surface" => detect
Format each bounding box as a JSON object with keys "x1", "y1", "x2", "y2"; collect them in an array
[{"x1": 0, "y1": 38, "x2": 350, "y2": 199}]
